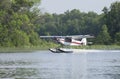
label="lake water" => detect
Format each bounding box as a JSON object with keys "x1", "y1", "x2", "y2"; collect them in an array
[{"x1": 0, "y1": 50, "x2": 120, "y2": 79}]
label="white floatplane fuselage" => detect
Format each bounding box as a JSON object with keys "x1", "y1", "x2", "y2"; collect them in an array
[{"x1": 57, "y1": 38, "x2": 87, "y2": 46}]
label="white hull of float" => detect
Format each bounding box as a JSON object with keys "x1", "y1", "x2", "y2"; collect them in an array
[
  {"x1": 49, "y1": 48, "x2": 61, "y2": 53},
  {"x1": 49, "y1": 48, "x2": 73, "y2": 53}
]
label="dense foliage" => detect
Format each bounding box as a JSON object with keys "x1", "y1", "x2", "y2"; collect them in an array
[
  {"x1": 0, "y1": 0, "x2": 41, "y2": 47},
  {"x1": 0, "y1": 0, "x2": 120, "y2": 47},
  {"x1": 103, "y1": 2, "x2": 120, "y2": 44},
  {"x1": 37, "y1": 11, "x2": 101, "y2": 36}
]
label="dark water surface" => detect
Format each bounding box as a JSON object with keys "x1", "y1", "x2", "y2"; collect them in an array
[{"x1": 0, "y1": 50, "x2": 120, "y2": 79}]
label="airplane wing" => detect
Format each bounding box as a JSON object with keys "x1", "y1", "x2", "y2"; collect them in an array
[
  {"x1": 40, "y1": 35, "x2": 94, "y2": 39},
  {"x1": 40, "y1": 36, "x2": 65, "y2": 38},
  {"x1": 70, "y1": 35, "x2": 94, "y2": 39}
]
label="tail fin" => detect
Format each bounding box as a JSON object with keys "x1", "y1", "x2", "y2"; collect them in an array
[{"x1": 81, "y1": 38, "x2": 87, "y2": 45}]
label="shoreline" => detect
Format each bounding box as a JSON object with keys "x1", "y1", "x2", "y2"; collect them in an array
[{"x1": 0, "y1": 45, "x2": 120, "y2": 53}]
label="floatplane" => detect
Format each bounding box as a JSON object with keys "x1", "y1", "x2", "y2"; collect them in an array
[{"x1": 40, "y1": 35, "x2": 94, "y2": 53}]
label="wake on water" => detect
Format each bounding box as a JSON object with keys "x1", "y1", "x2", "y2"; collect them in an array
[{"x1": 70, "y1": 49, "x2": 120, "y2": 53}]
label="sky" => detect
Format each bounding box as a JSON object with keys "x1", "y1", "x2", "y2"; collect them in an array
[{"x1": 40, "y1": 0, "x2": 119, "y2": 14}]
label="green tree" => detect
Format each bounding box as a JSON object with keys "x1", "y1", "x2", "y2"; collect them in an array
[
  {"x1": 115, "y1": 32, "x2": 120, "y2": 45},
  {"x1": 10, "y1": 30, "x2": 30, "y2": 47},
  {"x1": 0, "y1": 0, "x2": 41, "y2": 47},
  {"x1": 29, "y1": 31, "x2": 40, "y2": 46},
  {"x1": 103, "y1": 1, "x2": 120, "y2": 41},
  {"x1": 95, "y1": 25, "x2": 111, "y2": 44}
]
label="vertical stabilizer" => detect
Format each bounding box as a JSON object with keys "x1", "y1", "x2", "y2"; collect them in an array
[{"x1": 81, "y1": 38, "x2": 87, "y2": 45}]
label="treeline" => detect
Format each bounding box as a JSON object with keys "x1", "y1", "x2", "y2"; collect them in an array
[{"x1": 0, "y1": 0, "x2": 120, "y2": 47}]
